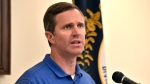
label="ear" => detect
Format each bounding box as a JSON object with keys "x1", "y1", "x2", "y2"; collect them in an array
[{"x1": 45, "y1": 31, "x2": 55, "y2": 44}]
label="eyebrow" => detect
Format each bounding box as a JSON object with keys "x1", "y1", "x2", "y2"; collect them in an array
[{"x1": 64, "y1": 22, "x2": 84, "y2": 27}]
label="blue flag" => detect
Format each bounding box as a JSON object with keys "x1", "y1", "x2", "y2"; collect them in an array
[{"x1": 73, "y1": 0, "x2": 107, "y2": 84}]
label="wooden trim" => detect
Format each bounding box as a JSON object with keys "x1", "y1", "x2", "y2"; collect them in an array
[{"x1": 0, "y1": 0, "x2": 11, "y2": 75}]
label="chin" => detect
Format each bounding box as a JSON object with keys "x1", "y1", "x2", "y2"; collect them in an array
[
  {"x1": 74, "y1": 51, "x2": 83, "y2": 55},
  {"x1": 70, "y1": 48, "x2": 84, "y2": 55}
]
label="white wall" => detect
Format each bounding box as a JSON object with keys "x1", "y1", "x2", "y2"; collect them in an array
[
  {"x1": 101, "y1": 0, "x2": 150, "y2": 84},
  {"x1": 0, "y1": 0, "x2": 149, "y2": 84}
]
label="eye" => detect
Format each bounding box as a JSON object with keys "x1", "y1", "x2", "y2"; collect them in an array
[
  {"x1": 64, "y1": 24, "x2": 72, "y2": 29},
  {"x1": 77, "y1": 23, "x2": 84, "y2": 28}
]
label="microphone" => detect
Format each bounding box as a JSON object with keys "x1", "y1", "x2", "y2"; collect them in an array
[{"x1": 112, "y1": 71, "x2": 139, "y2": 84}]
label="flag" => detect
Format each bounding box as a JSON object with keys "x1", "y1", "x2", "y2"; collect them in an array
[{"x1": 73, "y1": 0, "x2": 107, "y2": 84}]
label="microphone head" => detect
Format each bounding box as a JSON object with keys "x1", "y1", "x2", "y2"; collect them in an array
[{"x1": 112, "y1": 71, "x2": 124, "y2": 83}]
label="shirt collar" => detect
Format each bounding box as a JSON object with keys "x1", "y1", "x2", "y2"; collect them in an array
[
  {"x1": 43, "y1": 54, "x2": 83, "y2": 77},
  {"x1": 75, "y1": 62, "x2": 83, "y2": 77}
]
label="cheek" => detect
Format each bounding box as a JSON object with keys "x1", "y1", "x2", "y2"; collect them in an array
[
  {"x1": 55, "y1": 34, "x2": 69, "y2": 45},
  {"x1": 80, "y1": 34, "x2": 85, "y2": 45},
  {"x1": 81, "y1": 31, "x2": 86, "y2": 39}
]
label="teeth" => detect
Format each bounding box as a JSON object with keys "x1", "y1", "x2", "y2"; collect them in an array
[{"x1": 74, "y1": 42, "x2": 79, "y2": 44}]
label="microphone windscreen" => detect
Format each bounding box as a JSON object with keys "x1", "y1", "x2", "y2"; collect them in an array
[{"x1": 112, "y1": 71, "x2": 124, "y2": 83}]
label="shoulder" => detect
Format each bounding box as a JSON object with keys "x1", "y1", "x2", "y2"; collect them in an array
[
  {"x1": 80, "y1": 69, "x2": 95, "y2": 83},
  {"x1": 15, "y1": 62, "x2": 47, "y2": 84},
  {"x1": 80, "y1": 69, "x2": 92, "y2": 78},
  {"x1": 76, "y1": 63, "x2": 95, "y2": 83}
]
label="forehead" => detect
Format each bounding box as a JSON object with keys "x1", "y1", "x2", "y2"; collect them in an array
[{"x1": 55, "y1": 9, "x2": 84, "y2": 24}]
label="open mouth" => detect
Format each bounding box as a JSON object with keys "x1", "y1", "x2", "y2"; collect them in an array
[{"x1": 71, "y1": 41, "x2": 81, "y2": 44}]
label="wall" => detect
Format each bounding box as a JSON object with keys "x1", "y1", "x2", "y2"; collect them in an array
[
  {"x1": 101, "y1": 0, "x2": 150, "y2": 84},
  {"x1": 0, "y1": 0, "x2": 150, "y2": 84}
]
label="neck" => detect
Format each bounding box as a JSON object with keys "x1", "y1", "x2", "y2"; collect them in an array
[{"x1": 50, "y1": 52, "x2": 77, "y2": 75}]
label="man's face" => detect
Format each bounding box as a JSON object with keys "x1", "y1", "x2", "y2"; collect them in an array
[{"x1": 52, "y1": 9, "x2": 85, "y2": 56}]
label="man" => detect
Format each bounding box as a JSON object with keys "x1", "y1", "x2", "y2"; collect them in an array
[{"x1": 16, "y1": 2, "x2": 95, "y2": 84}]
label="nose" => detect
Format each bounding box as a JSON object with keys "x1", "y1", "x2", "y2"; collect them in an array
[{"x1": 72, "y1": 26, "x2": 80, "y2": 37}]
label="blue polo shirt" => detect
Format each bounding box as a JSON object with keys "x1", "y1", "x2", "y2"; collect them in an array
[{"x1": 15, "y1": 54, "x2": 95, "y2": 84}]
